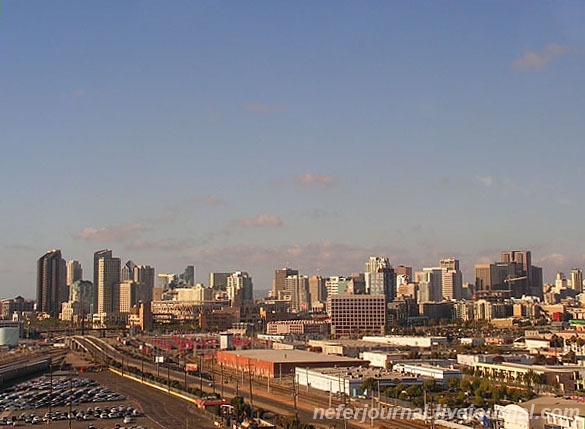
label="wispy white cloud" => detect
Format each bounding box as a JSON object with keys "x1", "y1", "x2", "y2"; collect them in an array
[
  {"x1": 513, "y1": 44, "x2": 569, "y2": 71},
  {"x1": 238, "y1": 214, "x2": 283, "y2": 227},
  {"x1": 74, "y1": 223, "x2": 147, "y2": 243},
  {"x1": 476, "y1": 176, "x2": 493, "y2": 187},
  {"x1": 298, "y1": 173, "x2": 337, "y2": 187},
  {"x1": 243, "y1": 102, "x2": 285, "y2": 115}
]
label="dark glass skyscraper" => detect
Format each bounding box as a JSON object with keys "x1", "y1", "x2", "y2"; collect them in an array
[{"x1": 37, "y1": 249, "x2": 66, "y2": 317}]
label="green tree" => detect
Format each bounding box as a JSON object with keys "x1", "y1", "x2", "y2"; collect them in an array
[
  {"x1": 360, "y1": 377, "x2": 378, "y2": 398},
  {"x1": 230, "y1": 396, "x2": 252, "y2": 423}
]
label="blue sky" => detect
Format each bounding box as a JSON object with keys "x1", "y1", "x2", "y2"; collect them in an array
[{"x1": 1, "y1": 1, "x2": 585, "y2": 299}]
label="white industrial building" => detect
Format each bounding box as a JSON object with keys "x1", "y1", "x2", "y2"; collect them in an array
[
  {"x1": 361, "y1": 335, "x2": 448, "y2": 348},
  {"x1": 360, "y1": 351, "x2": 403, "y2": 369},
  {"x1": 294, "y1": 366, "x2": 423, "y2": 398},
  {"x1": 392, "y1": 362, "x2": 461, "y2": 387},
  {"x1": 496, "y1": 397, "x2": 584, "y2": 429},
  {"x1": 0, "y1": 321, "x2": 20, "y2": 348}
]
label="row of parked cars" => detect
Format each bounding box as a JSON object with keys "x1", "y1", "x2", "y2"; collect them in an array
[
  {"x1": 0, "y1": 376, "x2": 126, "y2": 412},
  {"x1": 1, "y1": 405, "x2": 142, "y2": 426}
]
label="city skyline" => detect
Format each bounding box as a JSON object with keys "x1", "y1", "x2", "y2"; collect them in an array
[{"x1": 2, "y1": 2, "x2": 585, "y2": 298}]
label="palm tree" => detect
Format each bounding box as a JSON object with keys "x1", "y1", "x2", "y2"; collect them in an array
[{"x1": 360, "y1": 377, "x2": 378, "y2": 398}]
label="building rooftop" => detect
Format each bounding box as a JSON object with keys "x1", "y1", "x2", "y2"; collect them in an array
[
  {"x1": 517, "y1": 396, "x2": 584, "y2": 415},
  {"x1": 299, "y1": 365, "x2": 421, "y2": 382},
  {"x1": 219, "y1": 349, "x2": 365, "y2": 364}
]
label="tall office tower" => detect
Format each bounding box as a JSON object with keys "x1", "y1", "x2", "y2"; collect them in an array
[
  {"x1": 121, "y1": 260, "x2": 137, "y2": 282},
  {"x1": 394, "y1": 265, "x2": 413, "y2": 281},
  {"x1": 273, "y1": 268, "x2": 298, "y2": 299},
  {"x1": 133, "y1": 265, "x2": 155, "y2": 302},
  {"x1": 37, "y1": 249, "x2": 66, "y2": 317},
  {"x1": 555, "y1": 272, "x2": 568, "y2": 289},
  {"x1": 415, "y1": 268, "x2": 443, "y2": 302},
  {"x1": 180, "y1": 265, "x2": 195, "y2": 286},
  {"x1": 475, "y1": 262, "x2": 519, "y2": 293},
  {"x1": 66, "y1": 260, "x2": 82, "y2": 286},
  {"x1": 209, "y1": 272, "x2": 230, "y2": 289},
  {"x1": 94, "y1": 250, "x2": 112, "y2": 291},
  {"x1": 309, "y1": 275, "x2": 327, "y2": 308},
  {"x1": 571, "y1": 269, "x2": 583, "y2": 293},
  {"x1": 227, "y1": 271, "x2": 253, "y2": 307},
  {"x1": 364, "y1": 256, "x2": 396, "y2": 303},
  {"x1": 118, "y1": 280, "x2": 137, "y2": 313},
  {"x1": 284, "y1": 274, "x2": 310, "y2": 312},
  {"x1": 440, "y1": 258, "x2": 463, "y2": 300},
  {"x1": 500, "y1": 250, "x2": 543, "y2": 297},
  {"x1": 96, "y1": 251, "x2": 121, "y2": 313}
]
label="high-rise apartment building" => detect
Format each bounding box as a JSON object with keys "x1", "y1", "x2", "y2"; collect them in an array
[
  {"x1": 95, "y1": 250, "x2": 121, "y2": 314},
  {"x1": 66, "y1": 260, "x2": 82, "y2": 286},
  {"x1": 571, "y1": 269, "x2": 583, "y2": 293},
  {"x1": 227, "y1": 271, "x2": 253, "y2": 307},
  {"x1": 37, "y1": 249, "x2": 66, "y2": 317}
]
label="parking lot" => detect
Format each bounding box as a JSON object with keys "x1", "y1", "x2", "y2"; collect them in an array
[{"x1": 0, "y1": 374, "x2": 150, "y2": 428}]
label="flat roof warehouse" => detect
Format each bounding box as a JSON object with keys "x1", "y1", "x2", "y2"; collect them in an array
[{"x1": 216, "y1": 349, "x2": 367, "y2": 378}]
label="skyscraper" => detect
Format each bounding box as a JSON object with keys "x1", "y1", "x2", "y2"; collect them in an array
[
  {"x1": 309, "y1": 275, "x2": 327, "y2": 309},
  {"x1": 95, "y1": 250, "x2": 121, "y2": 313},
  {"x1": 133, "y1": 265, "x2": 155, "y2": 302},
  {"x1": 180, "y1": 265, "x2": 195, "y2": 286},
  {"x1": 273, "y1": 268, "x2": 298, "y2": 299},
  {"x1": 94, "y1": 250, "x2": 112, "y2": 290},
  {"x1": 571, "y1": 269, "x2": 583, "y2": 293},
  {"x1": 37, "y1": 249, "x2": 66, "y2": 317},
  {"x1": 66, "y1": 260, "x2": 82, "y2": 286},
  {"x1": 121, "y1": 260, "x2": 137, "y2": 282},
  {"x1": 284, "y1": 274, "x2": 310, "y2": 312},
  {"x1": 227, "y1": 271, "x2": 253, "y2": 307},
  {"x1": 365, "y1": 256, "x2": 396, "y2": 303},
  {"x1": 440, "y1": 258, "x2": 463, "y2": 300}
]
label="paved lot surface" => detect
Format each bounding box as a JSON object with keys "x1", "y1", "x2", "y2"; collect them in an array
[
  {"x1": 0, "y1": 370, "x2": 217, "y2": 429},
  {"x1": 85, "y1": 370, "x2": 217, "y2": 429}
]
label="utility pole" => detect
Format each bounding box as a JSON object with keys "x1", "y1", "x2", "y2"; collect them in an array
[
  {"x1": 167, "y1": 362, "x2": 170, "y2": 393},
  {"x1": 248, "y1": 361, "x2": 254, "y2": 414},
  {"x1": 221, "y1": 363, "x2": 225, "y2": 398},
  {"x1": 199, "y1": 353, "x2": 203, "y2": 392},
  {"x1": 292, "y1": 373, "x2": 298, "y2": 421}
]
